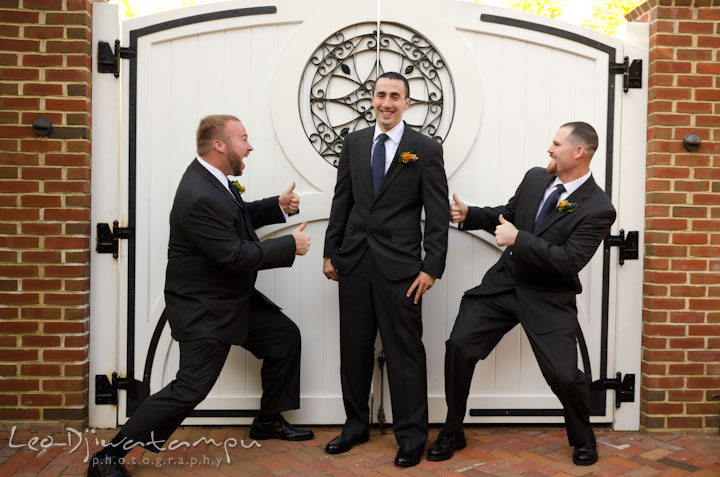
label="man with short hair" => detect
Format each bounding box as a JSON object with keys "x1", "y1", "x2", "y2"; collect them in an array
[
  {"x1": 88, "y1": 115, "x2": 313, "y2": 477},
  {"x1": 323, "y1": 72, "x2": 449, "y2": 467},
  {"x1": 429, "y1": 122, "x2": 616, "y2": 467}
]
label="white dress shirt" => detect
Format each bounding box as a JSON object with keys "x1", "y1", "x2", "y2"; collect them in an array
[
  {"x1": 195, "y1": 156, "x2": 287, "y2": 218},
  {"x1": 371, "y1": 121, "x2": 405, "y2": 173},
  {"x1": 196, "y1": 155, "x2": 232, "y2": 192},
  {"x1": 535, "y1": 169, "x2": 592, "y2": 220}
]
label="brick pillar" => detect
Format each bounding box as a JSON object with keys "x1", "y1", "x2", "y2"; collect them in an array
[
  {"x1": 627, "y1": 0, "x2": 720, "y2": 429},
  {"x1": 0, "y1": 0, "x2": 102, "y2": 433}
]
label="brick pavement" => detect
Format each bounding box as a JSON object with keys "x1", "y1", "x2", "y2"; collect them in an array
[{"x1": 1, "y1": 425, "x2": 718, "y2": 476}]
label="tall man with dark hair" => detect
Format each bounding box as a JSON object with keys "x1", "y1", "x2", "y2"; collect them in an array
[
  {"x1": 429, "y1": 122, "x2": 616, "y2": 467},
  {"x1": 89, "y1": 115, "x2": 313, "y2": 477},
  {"x1": 323, "y1": 72, "x2": 449, "y2": 467}
]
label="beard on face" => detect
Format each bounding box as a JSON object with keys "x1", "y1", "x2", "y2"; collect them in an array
[
  {"x1": 227, "y1": 146, "x2": 244, "y2": 176},
  {"x1": 546, "y1": 157, "x2": 557, "y2": 174}
]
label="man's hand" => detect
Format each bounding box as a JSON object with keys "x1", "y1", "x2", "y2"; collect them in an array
[
  {"x1": 450, "y1": 193, "x2": 468, "y2": 224},
  {"x1": 323, "y1": 258, "x2": 338, "y2": 281},
  {"x1": 279, "y1": 182, "x2": 300, "y2": 215},
  {"x1": 495, "y1": 214, "x2": 518, "y2": 246},
  {"x1": 292, "y1": 221, "x2": 311, "y2": 255},
  {"x1": 406, "y1": 271, "x2": 435, "y2": 305}
]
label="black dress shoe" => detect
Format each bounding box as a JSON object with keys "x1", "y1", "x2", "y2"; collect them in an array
[
  {"x1": 87, "y1": 454, "x2": 130, "y2": 477},
  {"x1": 572, "y1": 437, "x2": 598, "y2": 466},
  {"x1": 427, "y1": 430, "x2": 467, "y2": 461},
  {"x1": 324, "y1": 432, "x2": 369, "y2": 454},
  {"x1": 249, "y1": 415, "x2": 314, "y2": 441},
  {"x1": 394, "y1": 446, "x2": 424, "y2": 467}
]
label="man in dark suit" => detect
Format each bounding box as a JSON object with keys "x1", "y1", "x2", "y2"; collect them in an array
[
  {"x1": 427, "y1": 122, "x2": 616, "y2": 466},
  {"x1": 322, "y1": 72, "x2": 449, "y2": 467},
  {"x1": 89, "y1": 115, "x2": 313, "y2": 477}
]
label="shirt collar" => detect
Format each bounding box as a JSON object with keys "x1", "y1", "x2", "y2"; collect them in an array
[
  {"x1": 196, "y1": 155, "x2": 232, "y2": 191},
  {"x1": 373, "y1": 121, "x2": 404, "y2": 145},
  {"x1": 551, "y1": 169, "x2": 592, "y2": 197}
]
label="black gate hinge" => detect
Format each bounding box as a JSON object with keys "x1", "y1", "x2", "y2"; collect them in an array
[
  {"x1": 98, "y1": 39, "x2": 136, "y2": 78},
  {"x1": 96, "y1": 220, "x2": 133, "y2": 258},
  {"x1": 95, "y1": 372, "x2": 134, "y2": 405},
  {"x1": 605, "y1": 229, "x2": 639, "y2": 265},
  {"x1": 609, "y1": 56, "x2": 642, "y2": 93},
  {"x1": 591, "y1": 372, "x2": 635, "y2": 408}
]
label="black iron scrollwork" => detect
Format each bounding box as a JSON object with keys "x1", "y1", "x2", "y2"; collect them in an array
[{"x1": 300, "y1": 23, "x2": 455, "y2": 167}]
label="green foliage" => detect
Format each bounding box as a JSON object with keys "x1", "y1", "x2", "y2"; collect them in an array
[
  {"x1": 119, "y1": 0, "x2": 138, "y2": 19},
  {"x1": 115, "y1": 0, "x2": 197, "y2": 19},
  {"x1": 506, "y1": 0, "x2": 566, "y2": 19},
  {"x1": 582, "y1": 0, "x2": 645, "y2": 36},
  {"x1": 115, "y1": 0, "x2": 642, "y2": 37},
  {"x1": 481, "y1": 0, "x2": 643, "y2": 37}
]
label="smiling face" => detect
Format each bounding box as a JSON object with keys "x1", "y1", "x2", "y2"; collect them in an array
[
  {"x1": 219, "y1": 120, "x2": 253, "y2": 176},
  {"x1": 372, "y1": 77, "x2": 410, "y2": 132},
  {"x1": 546, "y1": 126, "x2": 583, "y2": 180}
]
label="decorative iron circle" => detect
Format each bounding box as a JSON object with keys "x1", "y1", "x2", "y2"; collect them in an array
[{"x1": 299, "y1": 22, "x2": 455, "y2": 167}]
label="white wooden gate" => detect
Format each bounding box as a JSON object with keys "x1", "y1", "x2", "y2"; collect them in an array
[{"x1": 90, "y1": 0, "x2": 647, "y2": 430}]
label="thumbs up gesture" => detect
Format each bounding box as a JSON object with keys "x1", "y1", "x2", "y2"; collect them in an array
[
  {"x1": 292, "y1": 221, "x2": 311, "y2": 256},
  {"x1": 494, "y1": 214, "x2": 518, "y2": 247},
  {"x1": 279, "y1": 181, "x2": 300, "y2": 215},
  {"x1": 449, "y1": 193, "x2": 468, "y2": 224}
]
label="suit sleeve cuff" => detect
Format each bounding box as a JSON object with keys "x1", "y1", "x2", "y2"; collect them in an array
[{"x1": 277, "y1": 199, "x2": 289, "y2": 220}]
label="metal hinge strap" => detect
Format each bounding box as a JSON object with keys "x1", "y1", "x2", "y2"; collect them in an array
[
  {"x1": 605, "y1": 229, "x2": 639, "y2": 265},
  {"x1": 96, "y1": 220, "x2": 133, "y2": 259},
  {"x1": 591, "y1": 372, "x2": 635, "y2": 408},
  {"x1": 95, "y1": 372, "x2": 133, "y2": 405},
  {"x1": 97, "y1": 39, "x2": 136, "y2": 78},
  {"x1": 609, "y1": 56, "x2": 642, "y2": 93}
]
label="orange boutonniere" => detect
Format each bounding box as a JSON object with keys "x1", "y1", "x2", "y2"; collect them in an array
[
  {"x1": 231, "y1": 180, "x2": 245, "y2": 194},
  {"x1": 557, "y1": 200, "x2": 577, "y2": 212},
  {"x1": 399, "y1": 151, "x2": 419, "y2": 164}
]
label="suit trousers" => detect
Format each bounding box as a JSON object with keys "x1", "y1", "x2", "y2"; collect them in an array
[
  {"x1": 338, "y1": 250, "x2": 428, "y2": 451},
  {"x1": 121, "y1": 295, "x2": 301, "y2": 452},
  {"x1": 443, "y1": 290, "x2": 593, "y2": 446}
]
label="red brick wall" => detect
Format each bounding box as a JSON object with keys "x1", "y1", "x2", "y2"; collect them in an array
[
  {"x1": 627, "y1": 0, "x2": 720, "y2": 429},
  {"x1": 0, "y1": 0, "x2": 99, "y2": 433}
]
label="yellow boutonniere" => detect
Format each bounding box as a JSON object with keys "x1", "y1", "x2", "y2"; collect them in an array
[
  {"x1": 557, "y1": 200, "x2": 577, "y2": 212},
  {"x1": 232, "y1": 181, "x2": 245, "y2": 194},
  {"x1": 399, "y1": 151, "x2": 419, "y2": 164}
]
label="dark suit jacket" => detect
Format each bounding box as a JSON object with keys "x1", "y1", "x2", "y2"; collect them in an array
[
  {"x1": 324, "y1": 124, "x2": 449, "y2": 281},
  {"x1": 164, "y1": 159, "x2": 296, "y2": 345},
  {"x1": 461, "y1": 167, "x2": 616, "y2": 334}
]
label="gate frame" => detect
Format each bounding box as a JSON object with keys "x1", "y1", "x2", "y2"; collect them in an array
[{"x1": 89, "y1": 0, "x2": 646, "y2": 431}]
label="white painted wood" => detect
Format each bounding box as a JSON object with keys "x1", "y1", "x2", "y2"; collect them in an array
[
  {"x1": 443, "y1": 22, "x2": 618, "y2": 424},
  {"x1": 97, "y1": 0, "x2": 643, "y2": 429},
  {"x1": 611, "y1": 22, "x2": 648, "y2": 431},
  {"x1": 118, "y1": 13, "x2": 348, "y2": 424},
  {"x1": 271, "y1": 0, "x2": 483, "y2": 192},
  {"x1": 89, "y1": 2, "x2": 122, "y2": 429}
]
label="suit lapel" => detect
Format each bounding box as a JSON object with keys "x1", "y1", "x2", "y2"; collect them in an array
[
  {"x1": 190, "y1": 159, "x2": 259, "y2": 241},
  {"x1": 535, "y1": 175, "x2": 597, "y2": 235},
  {"x1": 374, "y1": 126, "x2": 415, "y2": 202},
  {"x1": 521, "y1": 173, "x2": 555, "y2": 231},
  {"x1": 356, "y1": 128, "x2": 374, "y2": 199},
  {"x1": 191, "y1": 159, "x2": 240, "y2": 208}
]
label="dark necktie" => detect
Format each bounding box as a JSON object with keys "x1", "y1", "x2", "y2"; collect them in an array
[
  {"x1": 534, "y1": 183, "x2": 566, "y2": 232},
  {"x1": 227, "y1": 179, "x2": 259, "y2": 241},
  {"x1": 371, "y1": 133, "x2": 389, "y2": 196}
]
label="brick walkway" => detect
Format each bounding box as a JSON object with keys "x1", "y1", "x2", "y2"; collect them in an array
[{"x1": 1, "y1": 425, "x2": 719, "y2": 476}]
